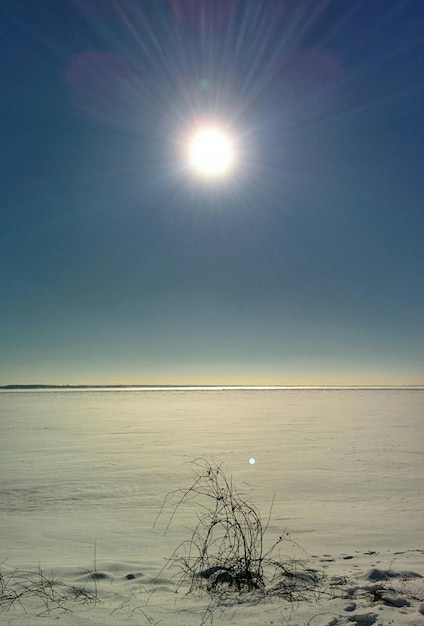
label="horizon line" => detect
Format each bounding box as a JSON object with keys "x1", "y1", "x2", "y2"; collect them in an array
[{"x1": 1, "y1": 383, "x2": 423, "y2": 391}]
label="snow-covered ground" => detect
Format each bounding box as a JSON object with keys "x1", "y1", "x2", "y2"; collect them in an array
[{"x1": 1, "y1": 388, "x2": 423, "y2": 625}]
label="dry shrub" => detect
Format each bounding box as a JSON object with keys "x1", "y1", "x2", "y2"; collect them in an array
[{"x1": 156, "y1": 458, "x2": 322, "y2": 599}]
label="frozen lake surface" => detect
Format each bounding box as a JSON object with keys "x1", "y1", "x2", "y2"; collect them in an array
[{"x1": 1, "y1": 388, "x2": 423, "y2": 625}]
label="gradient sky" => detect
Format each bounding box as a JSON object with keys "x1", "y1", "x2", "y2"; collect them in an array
[{"x1": 2, "y1": 0, "x2": 424, "y2": 386}]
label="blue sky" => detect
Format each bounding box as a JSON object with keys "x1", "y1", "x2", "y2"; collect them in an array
[{"x1": 1, "y1": 0, "x2": 424, "y2": 385}]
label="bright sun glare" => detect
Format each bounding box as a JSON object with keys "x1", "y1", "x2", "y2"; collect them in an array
[{"x1": 188, "y1": 126, "x2": 234, "y2": 178}]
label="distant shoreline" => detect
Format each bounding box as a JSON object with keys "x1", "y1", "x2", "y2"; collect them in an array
[
  {"x1": 1, "y1": 384, "x2": 423, "y2": 391},
  {"x1": 1, "y1": 384, "x2": 177, "y2": 390}
]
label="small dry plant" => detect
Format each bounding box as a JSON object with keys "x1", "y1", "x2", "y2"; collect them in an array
[
  {"x1": 156, "y1": 458, "x2": 322, "y2": 600},
  {"x1": 0, "y1": 566, "x2": 98, "y2": 616}
]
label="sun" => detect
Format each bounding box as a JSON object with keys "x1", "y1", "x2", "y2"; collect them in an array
[{"x1": 188, "y1": 126, "x2": 234, "y2": 178}]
